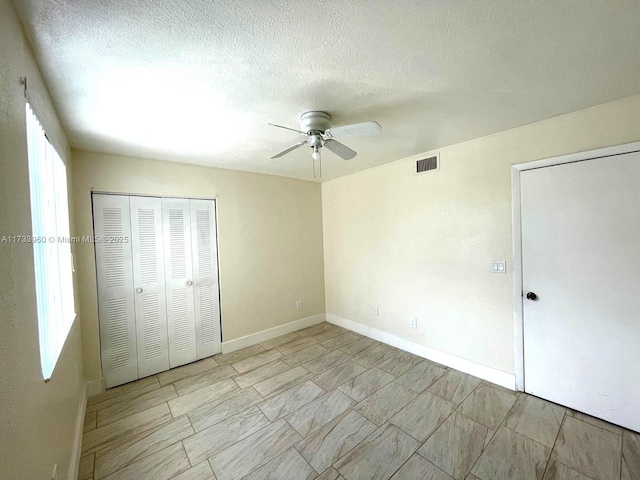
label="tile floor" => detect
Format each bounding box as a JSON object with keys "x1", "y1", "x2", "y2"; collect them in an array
[{"x1": 79, "y1": 322, "x2": 640, "y2": 480}]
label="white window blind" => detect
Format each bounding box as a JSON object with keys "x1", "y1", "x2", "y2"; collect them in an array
[{"x1": 26, "y1": 103, "x2": 76, "y2": 380}]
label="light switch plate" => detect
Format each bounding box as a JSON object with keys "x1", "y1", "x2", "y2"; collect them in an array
[{"x1": 492, "y1": 261, "x2": 507, "y2": 273}]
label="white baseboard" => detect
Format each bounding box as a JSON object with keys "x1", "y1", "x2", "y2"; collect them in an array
[
  {"x1": 86, "y1": 378, "x2": 105, "y2": 398},
  {"x1": 221, "y1": 313, "x2": 326, "y2": 354},
  {"x1": 68, "y1": 385, "x2": 87, "y2": 480},
  {"x1": 327, "y1": 314, "x2": 516, "y2": 391}
]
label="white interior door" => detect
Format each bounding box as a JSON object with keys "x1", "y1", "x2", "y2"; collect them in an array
[
  {"x1": 93, "y1": 194, "x2": 138, "y2": 388},
  {"x1": 130, "y1": 196, "x2": 170, "y2": 377},
  {"x1": 190, "y1": 199, "x2": 222, "y2": 358},
  {"x1": 162, "y1": 197, "x2": 197, "y2": 368},
  {"x1": 521, "y1": 152, "x2": 640, "y2": 432}
]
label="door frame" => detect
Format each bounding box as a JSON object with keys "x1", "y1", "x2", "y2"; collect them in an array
[{"x1": 511, "y1": 141, "x2": 640, "y2": 391}]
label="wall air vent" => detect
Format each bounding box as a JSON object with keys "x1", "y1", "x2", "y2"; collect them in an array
[{"x1": 416, "y1": 154, "x2": 439, "y2": 173}]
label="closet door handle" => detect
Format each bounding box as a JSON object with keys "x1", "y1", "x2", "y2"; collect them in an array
[
  {"x1": 136, "y1": 287, "x2": 143, "y2": 293},
  {"x1": 186, "y1": 280, "x2": 193, "y2": 286}
]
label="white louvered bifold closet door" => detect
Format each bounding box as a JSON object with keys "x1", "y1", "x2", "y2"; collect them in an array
[
  {"x1": 93, "y1": 194, "x2": 138, "y2": 388},
  {"x1": 190, "y1": 199, "x2": 222, "y2": 359},
  {"x1": 130, "y1": 196, "x2": 170, "y2": 377},
  {"x1": 162, "y1": 198, "x2": 198, "y2": 368}
]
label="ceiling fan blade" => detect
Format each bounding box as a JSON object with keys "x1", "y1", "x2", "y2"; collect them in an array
[
  {"x1": 270, "y1": 140, "x2": 308, "y2": 159},
  {"x1": 324, "y1": 139, "x2": 357, "y2": 160},
  {"x1": 325, "y1": 121, "x2": 381, "y2": 138},
  {"x1": 268, "y1": 123, "x2": 307, "y2": 135}
]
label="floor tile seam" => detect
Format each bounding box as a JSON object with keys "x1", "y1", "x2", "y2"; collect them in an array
[
  {"x1": 93, "y1": 413, "x2": 195, "y2": 477},
  {"x1": 173, "y1": 374, "x2": 243, "y2": 400},
  {"x1": 166, "y1": 365, "x2": 237, "y2": 392},
  {"x1": 88, "y1": 375, "x2": 161, "y2": 407},
  {"x1": 328, "y1": 420, "x2": 391, "y2": 474},
  {"x1": 333, "y1": 367, "x2": 396, "y2": 401},
  {"x1": 190, "y1": 412, "x2": 281, "y2": 471},
  {"x1": 234, "y1": 442, "x2": 314, "y2": 480},
  {"x1": 422, "y1": 374, "x2": 481, "y2": 407},
  {"x1": 620, "y1": 439, "x2": 639, "y2": 480},
  {"x1": 291, "y1": 443, "x2": 323, "y2": 475},
  {"x1": 177, "y1": 440, "x2": 192, "y2": 474},
  {"x1": 302, "y1": 359, "x2": 350, "y2": 377},
  {"x1": 555, "y1": 458, "x2": 600, "y2": 480},
  {"x1": 393, "y1": 368, "x2": 447, "y2": 394},
  {"x1": 384, "y1": 422, "x2": 422, "y2": 480},
  {"x1": 90, "y1": 409, "x2": 176, "y2": 454},
  {"x1": 258, "y1": 331, "x2": 304, "y2": 350},
  {"x1": 90, "y1": 382, "x2": 164, "y2": 414},
  {"x1": 276, "y1": 338, "x2": 321, "y2": 355},
  {"x1": 418, "y1": 409, "x2": 489, "y2": 479},
  {"x1": 455, "y1": 408, "x2": 498, "y2": 433},
  {"x1": 84, "y1": 452, "x2": 97, "y2": 479},
  {"x1": 97, "y1": 390, "x2": 179, "y2": 427},
  {"x1": 567, "y1": 410, "x2": 625, "y2": 437},
  {"x1": 414, "y1": 450, "x2": 459, "y2": 479},
  {"x1": 352, "y1": 354, "x2": 387, "y2": 371},
  {"x1": 230, "y1": 376, "x2": 243, "y2": 390},
  {"x1": 231, "y1": 360, "x2": 295, "y2": 385},
  {"x1": 320, "y1": 337, "x2": 362, "y2": 351},
  {"x1": 93, "y1": 441, "x2": 183, "y2": 480},
  {"x1": 308, "y1": 379, "x2": 329, "y2": 394},
  {"x1": 255, "y1": 384, "x2": 322, "y2": 422},
  {"x1": 196, "y1": 402, "x2": 272, "y2": 433},
  {"x1": 388, "y1": 399, "x2": 459, "y2": 445},
  {"x1": 465, "y1": 387, "x2": 536, "y2": 480},
  {"x1": 542, "y1": 411, "x2": 569, "y2": 480},
  {"x1": 384, "y1": 457, "x2": 413, "y2": 480},
  {"x1": 452, "y1": 379, "x2": 513, "y2": 430},
  {"x1": 162, "y1": 364, "x2": 223, "y2": 387},
  {"x1": 83, "y1": 401, "x2": 175, "y2": 457},
  {"x1": 255, "y1": 401, "x2": 272, "y2": 421},
  {"x1": 282, "y1": 414, "x2": 305, "y2": 438}
]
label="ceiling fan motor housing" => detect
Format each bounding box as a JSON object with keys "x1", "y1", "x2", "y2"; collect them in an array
[{"x1": 300, "y1": 111, "x2": 331, "y2": 134}]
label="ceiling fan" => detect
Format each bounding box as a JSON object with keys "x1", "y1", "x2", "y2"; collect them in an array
[{"x1": 269, "y1": 111, "x2": 382, "y2": 178}]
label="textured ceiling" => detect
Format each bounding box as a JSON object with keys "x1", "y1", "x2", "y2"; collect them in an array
[{"x1": 13, "y1": 0, "x2": 640, "y2": 181}]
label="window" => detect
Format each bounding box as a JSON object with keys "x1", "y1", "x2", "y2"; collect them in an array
[{"x1": 25, "y1": 103, "x2": 75, "y2": 380}]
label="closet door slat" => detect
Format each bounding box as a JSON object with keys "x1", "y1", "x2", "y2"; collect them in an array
[{"x1": 190, "y1": 199, "x2": 222, "y2": 358}]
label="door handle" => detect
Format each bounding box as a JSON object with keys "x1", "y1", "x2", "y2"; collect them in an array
[
  {"x1": 526, "y1": 292, "x2": 537, "y2": 301},
  {"x1": 136, "y1": 287, "x2": 143, "y2": 293},
  {"x1": 187, "y1": 280, "x2": 193, "y2": 286}
]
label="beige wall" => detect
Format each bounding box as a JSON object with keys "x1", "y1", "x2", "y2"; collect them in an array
[
  {"x1": 72, "y1": 150, "x2": 325, "y2": 380},
  {"x1": 0, "y1": 1, "x2": 84, "y2": 479},
  {"x1": 322, "y1": 93, "x2": 640, "y2": 375}
]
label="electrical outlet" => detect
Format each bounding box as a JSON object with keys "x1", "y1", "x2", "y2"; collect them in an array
[
  {"x1": 295, "y1": 300, "x2": 303, "y2": 310},
  {"x1": 409, "y1": 318, "x2": 417, "y2": 329},
  {"x1": 373, "y1": 307, "x2": 379, "y2": 316}
]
